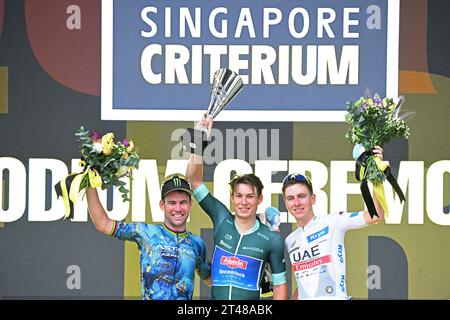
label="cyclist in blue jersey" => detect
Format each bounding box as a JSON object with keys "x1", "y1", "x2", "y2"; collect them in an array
[
  {"x1": 186, "y1": 116, "x2": 288, "y2": 300},
  {"x1": 282, "y1": 146, "x2": 385, "y2": 300},
  {"x1": 86, "y1": 173, "x2": 212, "y2": 300}
]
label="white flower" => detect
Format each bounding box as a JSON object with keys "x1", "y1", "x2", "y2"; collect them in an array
[{"x1": 92, "y1": 142, "x2": 103, "y2": 154}]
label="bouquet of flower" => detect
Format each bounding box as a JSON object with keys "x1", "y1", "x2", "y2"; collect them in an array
[
  {"x1": 55, "y1": 126, "x2": 140, "y2": 219},
  {"x1": 345, "y1": 93, "x2": 410, "y2": 183},
  {"x1": 344, "y1": 93, "x2": 410, "y2": 217}
]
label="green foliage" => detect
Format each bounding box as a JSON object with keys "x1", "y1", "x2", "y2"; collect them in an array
[
  {"x1": 75, "y1": 126, "x2": 140, "y2": 202},
  {"x1": 345, "y1": 94, "x2": 410, "y2": 184}
]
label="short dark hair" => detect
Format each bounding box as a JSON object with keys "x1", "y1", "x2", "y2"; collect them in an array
[
  {"x1": 229, "y1": 173, "x2": 264, "y2": 197},
  {"x1": 281, "y1": 173, "x2": 313, "y2": 196}
]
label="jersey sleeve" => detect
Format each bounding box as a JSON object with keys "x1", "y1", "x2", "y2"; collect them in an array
[
  {"x1": 331, "y1": 211, "x2": 367, "y2": 232},
  {"x1": 193, "y1": 183, "x2": 231, "y2": 229},
  {"x1": 194, "y1": 237, "x2": 212, "y2": 280},
  {"x1": 111, "y1": 221, "x2": 145, "y2": 244},
  {"x1": 269, "y1": 233, "x2": 287, "y2": 285}
]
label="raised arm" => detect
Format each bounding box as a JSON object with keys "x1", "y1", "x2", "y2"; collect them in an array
[
  {"x1": 86, "y1": 187, "x2": 114, "y2": 235},
  {"x1": 185, "y1": 116, "x2": 213, "y2": 189},
  {"x1": 186, "y1": 153, "x2": 204, "y2": 190},
  {"x1": 363, "y1": 145, "x2": 386, "y2": 224}
]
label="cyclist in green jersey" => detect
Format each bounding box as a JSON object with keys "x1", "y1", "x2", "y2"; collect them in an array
[{"x1": 186, "y1": 116, "x2": 288, "y2": 300}]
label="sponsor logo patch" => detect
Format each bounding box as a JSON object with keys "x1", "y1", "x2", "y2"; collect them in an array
[
  {"x1": 307, "y1": 226, "x2": 329, "y2": 242},
  {"x1": 220, "y1": 256, "x2": 248, "y2": 269}
]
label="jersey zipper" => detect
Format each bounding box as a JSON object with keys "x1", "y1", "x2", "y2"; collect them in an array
[
  {"x1": 229, "y1": 233, "x2": 244, "y2": 300},
  {"x1": 172, "y1": 232, "x2": 179, "y2": 300},
  {"x1": 300, "y1": 225, "x2": 315, "y2": 297}
]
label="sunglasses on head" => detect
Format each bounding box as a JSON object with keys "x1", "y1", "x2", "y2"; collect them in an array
[{"x1": 282, "y1": 173, "x2": 311, "y2": 187}]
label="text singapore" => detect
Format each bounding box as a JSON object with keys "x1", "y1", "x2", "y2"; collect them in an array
[{"x1": 139, "y1": 6, "x2": 362, "y2": 85}]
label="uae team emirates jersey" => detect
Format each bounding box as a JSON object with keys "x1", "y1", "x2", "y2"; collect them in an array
[
  {"x1": 285, "y1": 211, "x2": 367, "y2": 299},
  {"x1": 194, "y1": 184, "x2": 286, "y2": 300}
]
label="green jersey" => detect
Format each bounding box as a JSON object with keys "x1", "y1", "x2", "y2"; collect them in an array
[{"x1": 194, "y1": 184, "x2": 286, "y2": 300}]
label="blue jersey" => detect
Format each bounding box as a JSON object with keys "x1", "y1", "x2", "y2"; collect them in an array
[{"x1": 111, "y1": 221, "x2": 211, "y2": 300}]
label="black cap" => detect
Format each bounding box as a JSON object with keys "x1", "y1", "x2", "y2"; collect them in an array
[{"x1": 161, "y1": 174, "x2": 193, "y2": 199}]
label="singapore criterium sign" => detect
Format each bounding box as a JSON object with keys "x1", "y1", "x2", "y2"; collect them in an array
[{"x1": 101, "y1": 0, "x2": 399, "y2": 122}]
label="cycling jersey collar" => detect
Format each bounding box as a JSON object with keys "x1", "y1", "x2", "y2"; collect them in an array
[
  {"x1": 299, "y1": 215, "x2": 317, "y2": 230},
  {"x1": 234, "y1": 218, "x2": 260, "y2": 235},
  {"x1": 162, "y1": 223, "x2": 188, "y2": 237}
]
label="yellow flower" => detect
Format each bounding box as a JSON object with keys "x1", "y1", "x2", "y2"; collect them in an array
[
  {"x1": 389, "y1": 102, "x2": 397, "y2": 113},
  {"x1": 126, "y1": 140, "x2": 135, "y2": 153},
  {"x1": 88, "y1": 170, "x2": 103, "y2": 188},
  {"x1": 102, "y1": 133, "x2": 114, "y2": 155},
  {"x1": 122, "y1": 152, "x2": 129, "y2": 159}
]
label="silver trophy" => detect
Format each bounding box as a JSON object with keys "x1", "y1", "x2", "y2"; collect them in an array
[{"x1": 182, "y1": 68, "x2": 244, "y2": 155}]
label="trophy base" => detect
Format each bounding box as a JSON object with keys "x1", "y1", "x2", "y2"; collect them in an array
[{"x1": 181, "y1": 128, "x2": 209, "y2": 155}]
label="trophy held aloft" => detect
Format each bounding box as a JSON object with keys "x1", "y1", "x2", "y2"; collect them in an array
[{"x1": 181, "y1": 68, "x2": 244, "y2": 155}]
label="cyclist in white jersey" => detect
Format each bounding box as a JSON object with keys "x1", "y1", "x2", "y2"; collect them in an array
[{"x1": 283, "y1": 146, "x2": 385, "y2": 300}]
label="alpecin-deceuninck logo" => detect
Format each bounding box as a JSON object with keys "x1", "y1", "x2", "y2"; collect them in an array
[{"x1": 221, "y1": 256, "x2": 248, "y2": 269}]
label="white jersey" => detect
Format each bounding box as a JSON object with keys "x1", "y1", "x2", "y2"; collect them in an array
[{"x1": 285, "y1": 211, "x2": 367, "y2": 299}]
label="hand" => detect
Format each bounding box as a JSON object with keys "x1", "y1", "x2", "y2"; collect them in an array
[
  {"x1": 372, "y1": 145, "x2": 384, "y2": 161},
  {"x1": 198, "y1": 113, "x2": 213, "y2": 137}
]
